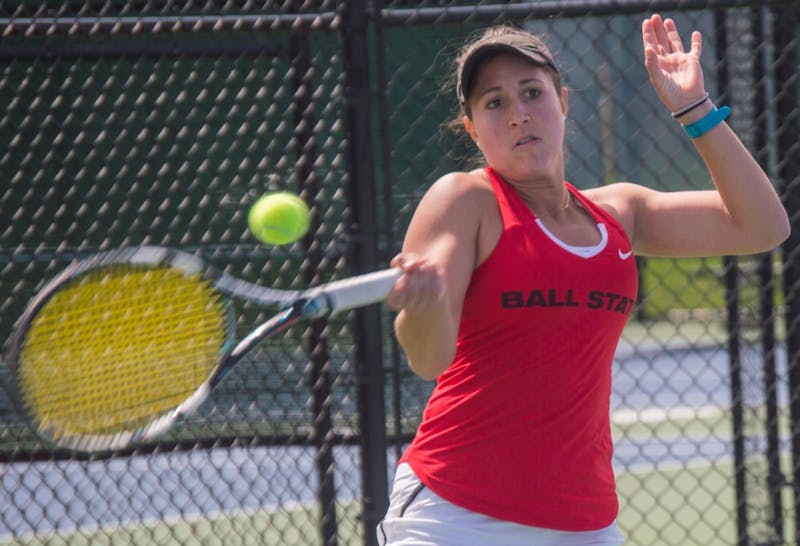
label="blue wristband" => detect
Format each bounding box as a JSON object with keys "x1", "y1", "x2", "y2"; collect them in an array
[{"x1": 682, "y1": 104, "x2": 731, "y2": 138}]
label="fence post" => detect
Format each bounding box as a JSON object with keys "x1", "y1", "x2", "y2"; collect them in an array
[
  {"x1": 289, "y1": 28, "x2": 341, "y2": 546},
  {"x1": 752, "y1": 7, "x2": 785, "y2": 543},
  {"x1": 339, "y1": 2, "x2": 390, "y2": 545},
  {"x1": 713, "y1": 10, "x2": 748, "y2": 545},
  {"x1": 772, "y1": 4, "x2": 800, "y2": 543}
]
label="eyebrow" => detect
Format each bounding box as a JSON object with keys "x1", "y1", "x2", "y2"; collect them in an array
[{"x1": 475, "y1": 77, "x2": 546, "y2": 102}]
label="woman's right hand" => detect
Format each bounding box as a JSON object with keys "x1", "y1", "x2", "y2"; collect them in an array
[{"x1": 387, "y1": 253, "x2": 447, "y2": 314}]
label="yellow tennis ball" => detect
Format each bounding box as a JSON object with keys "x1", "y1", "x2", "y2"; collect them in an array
[{"x1": 248, "y1": 192, "x2": 311, "y2": 245}]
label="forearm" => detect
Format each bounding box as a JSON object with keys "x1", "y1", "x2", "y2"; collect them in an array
[
  {"x1": 685, "y1": 103, "x2": 789, "y2": 247},
  {"x1": 394, "y1": 305, "x2": 458, "y2": 381},
  {"x1": 387, "y1": 172, "x2": 484, "y2": 380},
  {"x1": 641, "y1": 14, "x2": 789, "y2": 251}
]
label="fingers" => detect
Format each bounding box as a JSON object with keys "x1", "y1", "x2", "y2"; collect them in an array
[
  {"x1": 642, "y1": 14, "x2": 697, "y2": 57},
  {"x1": 690, "y1": 30, "x2": 703, "y2": 59},
  {"x1": 642, "y1": 15, "x2": 668, "y2": 75},
  {"x1": 663, "y1": 18, "x2": 685, "y2": 53},
  {"x1": 641, "y1": 17, "x2": 661, "y2": 80},
  {"x1": 641, "y1": 17, "x2": 656, "y2": 58},
  {"x1": 641, "y1": 14, "x2": 668, "y2": 55},
  {"x1": 387, "y1": 253, "x2": 446, "y2": 312},
  {"x1": 653, "y1": 15, "x2": 672, "y2": 54}
]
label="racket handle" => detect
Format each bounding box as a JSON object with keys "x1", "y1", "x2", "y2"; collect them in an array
[{"x1": 306, "y1": 268, "x2": 401, "y2": 315}]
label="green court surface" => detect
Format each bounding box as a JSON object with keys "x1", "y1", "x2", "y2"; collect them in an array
[{"x1": 617, "y1": 461, "x2": 737, "y2": 545}]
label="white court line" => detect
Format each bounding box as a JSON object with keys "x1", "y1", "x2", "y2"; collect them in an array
[
  {"x1": 618, "y1": 455, "x2": 733, "y2": 476},
  {"x1": 611, "y1": 405, "x2": 724, "y2": 425}
]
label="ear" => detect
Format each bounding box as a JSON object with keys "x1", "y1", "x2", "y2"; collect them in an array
[
  {"x1": 463, "y1": 115, "x2": 478, "y2": 143},
  {"x1": 560, "y1": 87, "x2": 569, "y2": 118}
]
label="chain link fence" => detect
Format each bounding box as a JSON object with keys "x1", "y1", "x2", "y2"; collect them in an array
[{"x1": 1, "y1": 1, "x2": 798, "y2": 545}]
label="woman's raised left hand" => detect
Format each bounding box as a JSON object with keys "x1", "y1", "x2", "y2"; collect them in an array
[{"x1": 642, "y1": 14, "x2": 706, "y2": 113}]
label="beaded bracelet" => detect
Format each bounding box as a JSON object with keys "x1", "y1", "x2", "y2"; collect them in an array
[{"x1": 671, "y1": 92, "x2": 710, "y2": 118}]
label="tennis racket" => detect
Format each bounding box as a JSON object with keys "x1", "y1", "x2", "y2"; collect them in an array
[{"x1": 5, "y1": 245, "x2": 400, "y2": 453}]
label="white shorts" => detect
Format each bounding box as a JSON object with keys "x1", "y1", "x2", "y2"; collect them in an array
[{"x1": 377, "y1": 463, "x2": 624, "y2": 546}]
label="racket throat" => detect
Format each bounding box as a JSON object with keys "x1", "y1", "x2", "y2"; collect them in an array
[{"x1": 225, "y1": 298, "x2": 310, "y2": 372}]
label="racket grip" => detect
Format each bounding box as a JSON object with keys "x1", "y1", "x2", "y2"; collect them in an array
[{"x1": 310, "y1": 268, "x2": 401, "y2": 315}]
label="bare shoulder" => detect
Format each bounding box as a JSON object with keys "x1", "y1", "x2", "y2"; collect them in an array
[
  {"x1": 583, "y1": 181, "x2": 649, "y2": 205},
  {"x1": 404, "y1": 169, "x2": 496, "y2": 252},
  {"x1": 424, "y1": 169, "x2": 494, "y2": 203},
  {"x1": 412, "y1": 169, "x2": 496, "y2": 221},
  {"x1": 582, "y1": 182, "x2": 649, "y2": 237}
]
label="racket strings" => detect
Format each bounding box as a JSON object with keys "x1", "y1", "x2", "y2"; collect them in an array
[{"x1": 18, "y1": 265, "x2": 228, "y2": 439}]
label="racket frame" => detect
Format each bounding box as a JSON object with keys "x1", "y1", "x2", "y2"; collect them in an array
[{"x1": 6, "y1": 246, "x2": 399, "y2": 452}]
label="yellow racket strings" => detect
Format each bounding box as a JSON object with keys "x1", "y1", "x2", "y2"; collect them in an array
[{"x1": 18, "y1": 265, "x2": 228, "y2": 440}]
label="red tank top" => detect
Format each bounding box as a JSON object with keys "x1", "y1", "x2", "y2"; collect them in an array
[{"x1": 400, "y1": 167, "x2": 638, "y2": 531}]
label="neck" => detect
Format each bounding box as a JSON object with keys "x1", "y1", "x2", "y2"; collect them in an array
[
  {"x1": 505, "y1": 175, "x2": 569, "y2": 217},
  {"x1": 487, "y1": 162, "x2": 569, "y2": 217},
  {"x1": 525, "y1": 184, "x2": 571, "y2": 219}
]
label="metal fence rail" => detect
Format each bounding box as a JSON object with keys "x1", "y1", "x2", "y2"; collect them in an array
[{"x1": 0, "y1": 1, "x2": 797, "y2": 545}]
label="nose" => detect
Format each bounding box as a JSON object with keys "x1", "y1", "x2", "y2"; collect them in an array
[{"x1": 508, "y1": 101, "x2": 530, "y2": 126}]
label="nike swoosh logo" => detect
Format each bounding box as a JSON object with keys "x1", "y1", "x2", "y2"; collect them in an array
[{"x1": 618, "y1": 249, "x2": 633, "y2": 260}]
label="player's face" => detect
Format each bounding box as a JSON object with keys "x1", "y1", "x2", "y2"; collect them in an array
[{"x1": 464, "y1": 53, "x2": 568, "y2": 183}]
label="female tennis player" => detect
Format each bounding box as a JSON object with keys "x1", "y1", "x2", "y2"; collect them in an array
[{"x1": 380, "y1": 13, "x2": 789, "y2": 546}]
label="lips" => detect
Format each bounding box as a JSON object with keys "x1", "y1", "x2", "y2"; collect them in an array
[{"x1": 515, "y1": 135, "x2": 538, "y2": 147}]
